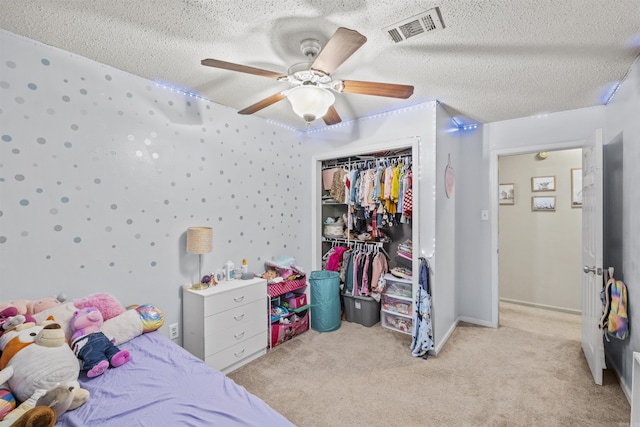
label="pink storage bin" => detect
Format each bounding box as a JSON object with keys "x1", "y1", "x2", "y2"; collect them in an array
[
  {"x1": 271, "y1": 310, "x2": 309, "y2": 348},
  {"x1": 286, "y1": 293, "x2": 307, "y2": 309}
]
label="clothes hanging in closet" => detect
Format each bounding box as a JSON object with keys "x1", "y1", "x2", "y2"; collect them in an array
[
  {"x1": 325, "y1": 158, "x2": 412, "y2": 241},
  {"x1": 322, "y1": 243, "x2": 388, "y2": 299},
  {"x1": 410, "y1": 257, "x2": 434, "y2": 359}
]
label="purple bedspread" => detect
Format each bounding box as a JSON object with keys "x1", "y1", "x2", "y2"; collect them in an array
[{"x1": 56, "y1": 332, "x2": 294, "y2": 426}]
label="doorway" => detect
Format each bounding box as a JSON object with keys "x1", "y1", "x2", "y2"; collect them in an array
[
  {"x1": 497, "y1": 149, "x2": 583, "y2": 314},
  {"x1": 489, "y1": 139, "x2": 586, "y2": 327}
]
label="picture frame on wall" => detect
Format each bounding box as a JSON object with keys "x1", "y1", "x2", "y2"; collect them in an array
[
  {"x1": 531, "y1": 176, "x2": 556, "y2": 192},
  {"x1": 571, "y1": 168, "x2": 582, "y2": 208},
  {"x1": 499, "y1": 183, "x2": 515, "y2": 205},
  {"x1": 531, "y1": 196, "x2": 556, "y2": 211}
]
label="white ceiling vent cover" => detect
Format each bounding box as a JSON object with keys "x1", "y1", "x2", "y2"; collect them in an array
[{"x1": 383, "y1": 7, "x2": 445, "y2": 43}]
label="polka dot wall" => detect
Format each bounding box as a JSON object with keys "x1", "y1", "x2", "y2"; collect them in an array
[{"x1": 0, "y1": 31, "x2": 308, "y2": 299}]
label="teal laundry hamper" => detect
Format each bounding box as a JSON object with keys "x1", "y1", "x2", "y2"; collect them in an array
[{"x1": 309, "y1": 270, "x2": 341, "y2": 332}]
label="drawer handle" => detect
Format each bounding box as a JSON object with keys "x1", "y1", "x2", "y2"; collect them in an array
[
  {"x1": 233, "y1": 313, "x2": 245, "y2": 321},
  {"x1": 234, "y1": 348, "x2": 246, "y2": 358},
  {"x1": 233, "y1": 295, "x2": 245, "y2": 303},
  {"x1": 234, "y1": 331, "x2": 245, "y2": 340}
]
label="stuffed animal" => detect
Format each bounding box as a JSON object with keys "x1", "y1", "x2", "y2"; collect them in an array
[
  {"x1": 0, "y1": 320, "x2": 89, "y2": 421},
  {"x1": 70, "y1": 307, "x2": 130, "y2": 378},
  {"x1": 0, "y1": 406, "x2": 57, "y2": 427},
  {"x1": 0, "y1": 295, "x2": 64, "y2": 328},
  {"x1": 35, "y1": 384, "x2": 74, "y2": 419},
  {"x1": 0, "y1": 307, "x2": 35, "y2": 332}
]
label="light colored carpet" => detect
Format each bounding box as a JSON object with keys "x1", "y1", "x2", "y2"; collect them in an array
[{"x1": 228, "y1": 302, "x2": 630, "y2": 426}]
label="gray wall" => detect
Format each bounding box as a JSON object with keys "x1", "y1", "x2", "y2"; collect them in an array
[
  {"x1": 498, "y1": 150, "x2": 582, "y2": 312},
  {"x1": 454, "y1": 119, "x2": 491, "y2": 324},
  {"x1": 602, "y1": 57, "x2": 640, "y2": 399}
]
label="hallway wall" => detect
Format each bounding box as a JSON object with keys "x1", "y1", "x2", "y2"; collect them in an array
[{"x1": 498, "y1": 149, "x2": 582, "y2": 312}]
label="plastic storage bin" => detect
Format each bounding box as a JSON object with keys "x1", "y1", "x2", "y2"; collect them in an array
[
  {"x1": 309, "y1": 271, "x2": 341, "y2": 332},
  {"x1": 343, "y1": 294, "x2": 380, "y2": 327},
  {"x1": 381, "y1": 294, "x2": 412, "y2": 316},
  {"x1": 384, "y1": 273, "x2": 412, "y2": 298},
  {"x1": 382, "y1": 311, "x2": 412, "y2": 334}
]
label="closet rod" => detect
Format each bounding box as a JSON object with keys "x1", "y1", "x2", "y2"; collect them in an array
[
  {"x1": 322, "y1": 237, "x2": 387, "y2": 249},
  {"x1": 322, "y1": 154, "x2": 412, "y2": 170}
]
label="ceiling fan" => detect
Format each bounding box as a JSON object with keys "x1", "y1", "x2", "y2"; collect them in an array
[{"x1": 201, "y1": 27, "x2": 414, "y2": 126}]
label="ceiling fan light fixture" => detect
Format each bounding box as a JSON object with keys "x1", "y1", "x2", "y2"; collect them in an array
[{"x1": 286, "y1": 85, "x2": 335, "y2": 123}]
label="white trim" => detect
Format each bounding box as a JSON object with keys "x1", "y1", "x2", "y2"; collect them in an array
[
  {"x1": 610, "y1": 352, "x2": 631, "y2": 404},
  {"x1": 434, "y1": 318, "x2": 459, "y2": 355},
  {"x1": 499, "y1": 298, "x2": 581, "y2": 316},
  {"x1": 457, "y1": 316, "x2": 495, "y2": 328}
]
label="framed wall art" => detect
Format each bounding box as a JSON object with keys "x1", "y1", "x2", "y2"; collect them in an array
[
  {"x1": 499, "y1": 183, "x2": 515, "y2": 205},
  {"x1": 531, "y1": 176, "x2": 556, "y2": 192},
  {"x1": 571, "y1": 168, "x2": 582, "y2": 208},
  {"x1": 531, "y1": 196, "x2": 556, "y2": 211}
]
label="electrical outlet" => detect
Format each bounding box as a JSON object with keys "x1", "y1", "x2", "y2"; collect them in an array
[{"x1": 169, "y1": 323, "x2": 179, "y2": 340}]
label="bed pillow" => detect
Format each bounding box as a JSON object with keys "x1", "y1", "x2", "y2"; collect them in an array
[
  {"x1": 73, "y1": 293, "x2": 126, "y2": 321},
  {"x1": 33, "y1": 302, "x2": 146, "y2": 345},
  {"x1": 101, "y1": 309, "x2": 144, "y2": 346}
]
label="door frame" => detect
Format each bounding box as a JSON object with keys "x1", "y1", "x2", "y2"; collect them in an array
[{"x1": 489, "y1": 139, "x2": 586, "y2": 327}]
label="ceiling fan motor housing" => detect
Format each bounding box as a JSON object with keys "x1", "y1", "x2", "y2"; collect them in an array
[{"x1": 300, "y1": 38, "x2": 321, "y2": 59}]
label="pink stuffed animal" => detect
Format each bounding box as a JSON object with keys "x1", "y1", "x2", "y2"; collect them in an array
[
  {"x1": 0, "y1": 307, "x2": 33, "y2": 332},
  {"x1": 70, "y1": 307, "x2": 130, "y2": 378}
]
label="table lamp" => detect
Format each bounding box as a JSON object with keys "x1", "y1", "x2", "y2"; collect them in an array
[{"x1": 186, "y1": 226, "x2": 212, "y2": 290}]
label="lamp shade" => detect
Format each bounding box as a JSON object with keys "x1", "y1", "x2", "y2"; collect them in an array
[
  {"x1": 287, "y1": 85, "x2": 335, "y2": 123},
  {"x1": 186, "y1": 227, "x2": 212, "y2": 254}
]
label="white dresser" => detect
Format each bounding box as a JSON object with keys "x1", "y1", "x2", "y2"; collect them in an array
[{"x1": 183, "y1": 277, "x2": 267, "y2": 374}]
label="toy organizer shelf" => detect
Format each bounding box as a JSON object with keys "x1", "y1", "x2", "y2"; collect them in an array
[{"x1": 269, "y1": 276, "x2": 310, "y2": 348}]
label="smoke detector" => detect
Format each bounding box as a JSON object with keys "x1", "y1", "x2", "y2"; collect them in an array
[{"x1": 383, "y1": 7, "x2": 445, "y2": 43}]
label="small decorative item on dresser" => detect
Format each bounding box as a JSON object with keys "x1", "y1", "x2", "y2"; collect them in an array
[{"x1": 186, "y1": 227, "x2": 213, "y2": 290}]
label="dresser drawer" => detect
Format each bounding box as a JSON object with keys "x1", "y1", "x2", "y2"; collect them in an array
[
  {"x1": 204, "y1": 298, "x2": 265, "y2": 334},
  {"x1": 203, "y1": 282, "x2": 265, "y2": 317},
  {"x1": 204, "y1": 312, "x2": 266, "y2": 356},
  {"x1": 205, "y1": 332, "x2": 266, "y2": 372}
]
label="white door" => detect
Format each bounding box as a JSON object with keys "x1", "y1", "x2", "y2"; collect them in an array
[{"x1": 581, "y1": 128, "x2": 605, "y2": 385}]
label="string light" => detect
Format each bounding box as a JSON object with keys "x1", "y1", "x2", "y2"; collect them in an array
[{"x1": 153, "y1": 80, "x2": 210, "y2": 101}]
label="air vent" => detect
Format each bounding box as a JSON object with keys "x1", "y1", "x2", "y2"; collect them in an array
[{"x1": 383, "y1": 7, "x2": 445, "y2": 43}]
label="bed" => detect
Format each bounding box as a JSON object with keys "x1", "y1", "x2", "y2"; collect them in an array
[
  {"x1": 56, "y1": 331, "x2": 293, "y2": 426},
  {"x1": 0, "y1": 296, "x2": 294, "y2": 427}
]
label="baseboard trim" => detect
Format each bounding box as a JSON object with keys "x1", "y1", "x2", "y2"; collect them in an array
[
  {"x1": 500, "y1": 298, "x2": 581, "y2": 315},
  {"x1": 605, "y1": 352, "x2": 631, "y2": 404},
  {"x1": 434, "y1": 318, "x2": 459, "y2": 355},
  {"x1": 458, "y1": 316, "x2": 496, "y2": 328}
]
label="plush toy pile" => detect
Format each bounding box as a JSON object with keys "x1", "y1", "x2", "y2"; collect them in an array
[{"x1": 0, "y1": 293, "x2": 164, "y2": 424}]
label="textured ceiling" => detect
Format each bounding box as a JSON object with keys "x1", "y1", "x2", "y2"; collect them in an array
[{"x1": 2, "y1": 1, "x2": 639, "y2": 131}]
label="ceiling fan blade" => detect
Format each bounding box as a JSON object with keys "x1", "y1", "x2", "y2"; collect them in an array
[
  {"x1": 323, "y1": 106, "x2": 342, "y2": 126},
  {"x1": 201, "y1": 59, "x2": 286, "y2": 79},
  {"x1": 237, "y1": 92, "x2": 286, "y2": 115},
  {"x1": 341, "y1": 80, "x2": 414, "y2": 99},
  {"x1": 311, "y1": 27, "x2": 367, "y2": 75}
]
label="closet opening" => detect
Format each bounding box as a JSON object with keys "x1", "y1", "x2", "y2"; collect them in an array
[{"x1": 310, "y1": 136, "x2": 433, "y2": 355}]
